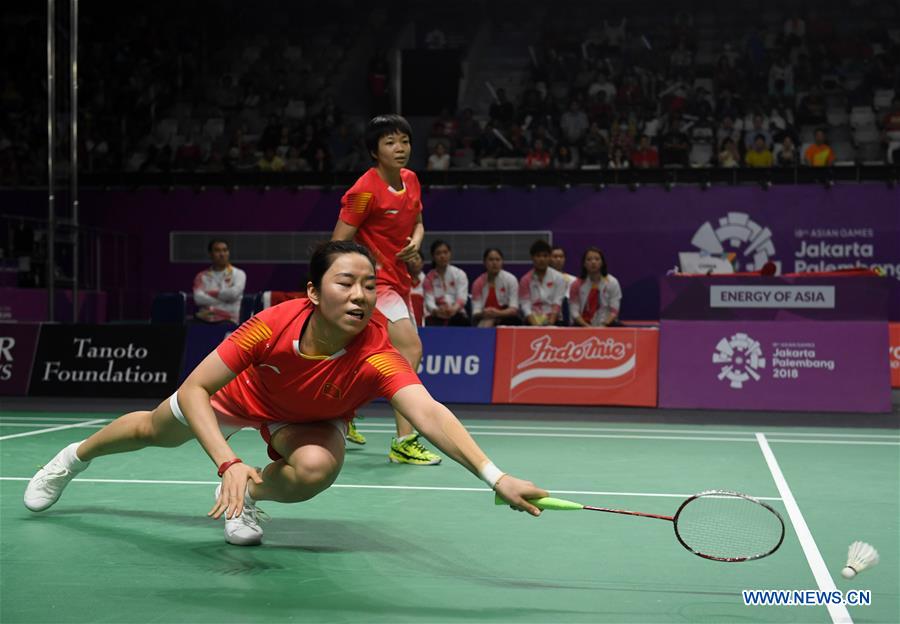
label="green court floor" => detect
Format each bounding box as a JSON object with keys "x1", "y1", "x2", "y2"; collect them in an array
[{"x1": 1, "y1": 409, "x2": 897, "y2": 623}]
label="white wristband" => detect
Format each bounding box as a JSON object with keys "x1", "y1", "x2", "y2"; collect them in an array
[{"x1": 479, "y1": 461, "x2": 506, "y2": 488}]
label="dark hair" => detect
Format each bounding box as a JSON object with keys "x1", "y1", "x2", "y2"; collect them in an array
[
  {"x1": 483, "y1": 247, "x2": 504, "y2": 261},
  {"x1": 580, "y1": 246, "x2": 608, "y2": 279},
  {"x1": 529, "y1": 239, "x2": 552, "y2": 256},
  {"x1": 365, "y1": 114, "x2": 413, "y2": 159},
  {"x1": 550, "y1": 245, "x2": 566, "y2": 255},
  {"x1": 430, "y1": 239, "x2": 451, "y2": 257},
  {"x1": 308, "y1": 240, "x2": 376, "y2": 290},
  {"x1": 208, "y1": 238, "x2": 229, "y2": 253},
  {"x1": 754, "y1": 133, "x2": 766, "y2": 142}
]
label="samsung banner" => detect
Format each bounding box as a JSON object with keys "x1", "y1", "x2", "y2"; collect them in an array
[
  {"x1": 0, "y1": 323, "x2": 41, "y2": 396},
  {"x1": 30, "y1": 325, "x2": 186, "y2": 398},
  {"x1": 417, "y1": 327, "x2": 495, "y2": 403}
]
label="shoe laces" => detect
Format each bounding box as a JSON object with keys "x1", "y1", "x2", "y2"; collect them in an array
[
  {"x1": 237, "y1": 503, "x2": 269, "y2": 528},
  {"x1": 406, "y1": 437, "x2": 430, "y2": 455},
  {"x1": 35, "y1": 462, "x2": 70, "y2": 486}
]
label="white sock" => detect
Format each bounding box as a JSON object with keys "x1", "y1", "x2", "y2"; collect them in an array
[
  {"x1": 394, "y1": 433, "x2": 415, "y2": 444},
  {"x1": 69, "y1": 441, "x2": 90, "y2": 468},
  {"x1": 245, "y1": 484, "x2": 256, "y2": 505}
]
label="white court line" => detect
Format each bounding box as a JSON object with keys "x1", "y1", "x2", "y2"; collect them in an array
[
  {"x1": 359, "y1": 429, "x2": 900, "y2": 445},
  {"x1": 0, "y1": 423, "x2": 107, "y2": 428},
  {"x1": 0, "y1": 476, "x2": 781, "y2": 501},
  {"x1": 0, "y1": 419, "x2": 107, "y2": 441},
  {"x1": 3, "y1": 415, "x2": 897, "y2": 440},
  {"x1": 359, "y1": 422, "x2": 900, "y2": 439},
  {"x1": 756, "y1": 433, "x2": 851, "y2": 624}
]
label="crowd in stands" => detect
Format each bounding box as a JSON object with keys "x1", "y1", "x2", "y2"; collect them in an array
[
  {"x1": 2, "y1": 2, "x2": 899, "y2": 185},
  {"x1": 426, "y1": 3, "x2": 900, "y2": 170}
]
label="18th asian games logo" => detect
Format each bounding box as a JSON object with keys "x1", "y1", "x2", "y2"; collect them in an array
[
  {"x1": 682, "y1": 212, "x2": 779, "y2": 273},
  {"x1": 713, "y1": 332, "x2": 766, "y2": 389}
]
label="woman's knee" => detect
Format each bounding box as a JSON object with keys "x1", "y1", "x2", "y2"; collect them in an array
[{"x1": 138, "y1": 405, "x2": 192, "y2": 447}]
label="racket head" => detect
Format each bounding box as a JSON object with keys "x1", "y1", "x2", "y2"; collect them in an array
[{"x1": 672, "y1": 490, "x2": 785, "y2": 562}]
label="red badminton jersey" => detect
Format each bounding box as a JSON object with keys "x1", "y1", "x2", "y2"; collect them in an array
[
  {"x1": 338, "y1": 168, "x2": 422, "y2": 297},
  {"x1": 213, "y1": 298, "x2": 421, "y2": 424}
]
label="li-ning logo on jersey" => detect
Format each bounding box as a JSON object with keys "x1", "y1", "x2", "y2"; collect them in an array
[
  {"x1": 229, "y1": 317, "x2": 272, "y2": 352},
  {"x1": 713, "y1": 332, "x2": 766, "y2": 389},
  {"x1": 683, "y1": 212, "x2": 778, "y2": 272},
  {"x1": 384, "y1": 209, "x2": 399, "y2": 215},
  {"x1": 345, "y1": 192, "x2": 373, "y2": 214}
]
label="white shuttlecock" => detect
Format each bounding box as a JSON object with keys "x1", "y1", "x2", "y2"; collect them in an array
[{"x1": 841, "y1": 541, "x2": 879, "y2": 579}]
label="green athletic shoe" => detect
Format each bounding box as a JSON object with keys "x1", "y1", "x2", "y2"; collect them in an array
[
  {"x1": 346, "y1": 420, "x2": 367, "y2": 445},
  {"x1": 388, "y1": 433, "x2": 442, "y2": 465}
]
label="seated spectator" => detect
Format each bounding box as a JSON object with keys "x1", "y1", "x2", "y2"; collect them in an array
[
  {"x1": 883, "y1": 98, "x2": 900, "y2": 137},
  {"x1": 569, "y1": 247, "x2": 622, "y2": 327},
  {"x1": 804, "y1": 129, "x2": 835, "y2": 167},
  {"x1": 745, "y1": 135, "x2": 774, "y2": 168},
  {"x1": 718, "y1": 138, "x2": 740, "y2": 167},
  {"x1": 423, "y1": 240, "x2": 469, "y2": 326},
  {"x1": 631, "y1": 134, "x2": 659, "y2": 168},
  {"x1": 560, "y1": 101, "x2": 590, "y2": 145},
  {"x1": 553, "y1": 144, "x2": 579, "y2": 170},
  {"x1": 452, "y1": 136, "x2": 477, "y2": 168},
  {"x1": 608, "y1": 145, "x2": 630, "y2": 169},
  {"x1": 580, "y1": 123, "x2": 609, "y2": 166},
  {"x1": 526, "y1": 139, "x2": 552, "y2": 169},
  {"x1": 193, "y1": 239, "x2": 246, "y2": 324},
  {"x1": 471, "y1": 248, "x2": 520, "y2": 328},
  {"x1": 258, "y1": 147, "x2": 285, "y2": 172},
  {"x1": 550, "y1": 246, "x2": 577, "y2": 290},
  {"x1": 284, "y1": 147, "x2": 309, "y2": 172},
  {"x1": 519, "y1": 240, "x2": 566, "y2": 326},
  {"x1": 660, "y1": 127, "x2": 690, "y2": 166},
  {"x1": 407, "y1": 250, "x2": 426, "y2": 327},
  {"x1": 743, "y1": 114, "x2": 772, "y2": 151},
  {"x1": 777, "y1": 136, "x2": 798, "y2": 167},
  {"x1": 427, "y1": 142, "x2": 450, "y2": 170}
]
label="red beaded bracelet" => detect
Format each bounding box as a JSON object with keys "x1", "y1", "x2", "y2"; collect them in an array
[{"x1": 217, "y1": 458, "x2": 243, "y2": 477}]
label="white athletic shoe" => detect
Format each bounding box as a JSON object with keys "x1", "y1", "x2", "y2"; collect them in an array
[
  {"x1": 214, "y1": 484, "x2": 265, "y2": 546},
  {"x1": 24, "y1": 441, "x2": 90, "y2": 512}
]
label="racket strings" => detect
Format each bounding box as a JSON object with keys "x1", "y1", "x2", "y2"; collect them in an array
[{"x1": 675, "y1": 494, "x2": 783, "y2": 561}]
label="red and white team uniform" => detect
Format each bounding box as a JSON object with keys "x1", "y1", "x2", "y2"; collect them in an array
[
  {"x1": 170, "y1": 299, "x2": 421, "y2": 457},
  {"x1": 518, "y1": 267, "x2": 566, "y2": 318},
  {"x1": 192, "y1": 265, "x2": 247, "y2": 323},
  {"x1": 423, "y1": 265, "x2": 469, "y2": 316},
  {"x1": 568, "y1": 275, "x2": 623, "y2": 326},
  {"x1": 409, "y1": 270, "x2": 426, "y2": 326},
  {"x1": 339, "y1": 168, "x2": 422, "y2": 323},
  {"x1": 470, "y1": 270, "x2": 519, "y2": 315}
]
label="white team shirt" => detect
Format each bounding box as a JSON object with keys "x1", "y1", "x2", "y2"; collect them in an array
[
  {"x1": 471, "y1": 270, "x2": 520, "y2": 315},
  {"x1": 192, "y1": 265, "x2": 247, "y2": 323},
  {"x1": 568, "y1": 274, "x2": 622, "y2": 326},
  {"x1": 423, "y1": 265, "x2": 469, "y2": 315},
  {"x1": 519, "y1": 267, "x2": 566, "y2": 317}
]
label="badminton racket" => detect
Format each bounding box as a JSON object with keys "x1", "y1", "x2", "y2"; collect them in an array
[{"x1": 496, "y1": 489, "x2": 784, "y2": 562}]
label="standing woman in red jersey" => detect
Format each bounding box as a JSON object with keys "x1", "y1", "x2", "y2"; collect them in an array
[
  {"x1": 332, "y1": 115, "x2": 441, "y2": 465},
  {"x1": 24, "y1": 241, "x2": 547, "y2": 546}
]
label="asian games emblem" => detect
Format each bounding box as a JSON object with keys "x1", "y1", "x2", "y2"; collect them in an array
[{"x1": 713, "y1": 332, "x2": 766, "y2": 389}]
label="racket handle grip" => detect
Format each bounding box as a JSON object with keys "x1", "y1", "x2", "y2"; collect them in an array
[{"x1": 494, "y1": 493, "x2": 584, "y2": 510}]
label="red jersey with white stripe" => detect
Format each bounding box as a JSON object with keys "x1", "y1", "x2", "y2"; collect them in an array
[
  {"x1": 214, "y1": 298, "x2": 421, "y2": 424},
  {"x1": 339, "y1": 168, "x2": 422, "y2": 298}
]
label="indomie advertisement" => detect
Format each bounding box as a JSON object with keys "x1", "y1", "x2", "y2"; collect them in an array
[{"x1": 492, "y1": 327, "x2": 658, "y2": 406}]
